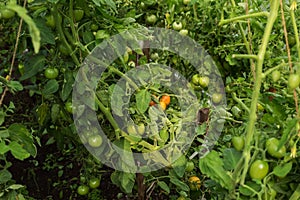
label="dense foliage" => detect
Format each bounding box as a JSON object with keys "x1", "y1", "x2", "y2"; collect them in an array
[{"x1": 0, "y1": 0, "x2": 300, "y2": 199}]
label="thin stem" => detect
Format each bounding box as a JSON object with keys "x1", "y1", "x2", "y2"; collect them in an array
[
  {"x1": 219, "y1": 12, "x2": 269, "y2": 26},
  {"x1": 0, "y1": 0, "x2": 27, "y2": 107},
  {"x1": 232, "y1": 54, "x2": 258, "y2": 60},
  {"x1": 231, "y1": 92, "x2": 250, "y2": 113}
]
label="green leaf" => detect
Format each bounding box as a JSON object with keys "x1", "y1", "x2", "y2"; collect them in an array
[
  {"x1": 157, "y1": 181, "x2": 170, "y2": 194},
  {"x1": 273, "y1": 162, "x2": 292, "y2": 178},
  {"x1": 135, "y1": 89, "x2": 151, "y2": 114},
  {"x1": 60, "y1": 70, "x2": 74, "y2": 101},
  {"x1": 171, "y1": 155, "x2": 187, "y2": 178},
  {"x1": 0, "y1": 109, "x2": 5, "y2": 126},
  {"x1": 170, "y1": 177, "x2": 190, "y2": 192},
  {"x1": 51, "y1": 104, "x2": 60, "y2": 123},
  {"x1": 7, "y1": 4, "x2": 40, "y2": 53},
  {"x1": 223, "y1": 148, "x2": 242, "y2": 170},
  {"x1": 199, "y1": 150, "x2": 233, "y2": 190},
  {"x1": 0, "y1": 129, "x2": 10, "y2": 138},
  {"x1": 34, "y1": 18, "x2": 55, "y2": 45},
  {"x1": 8, "y1": 124, "x2": 37, "y2": 157},
  {"x1": 42, "y1": 79, "x2": 59, "y2": 96},
  {"x1": 239, "y1": 181, "x2": 261, "y2": 196},
  {"x1": 8, "y1": 141, "x2": 30, "y2": 160},
  {"x1": 7, "y1": 81, "x2": 23, "y2": 93},
  {"x1": 7, "y1": 184, "x2": 24, "y2": 190},
  {"x1": 110, "y1": 85, "x2": 126, "y2": 116},
  {"x1": 278, "y1": 119, "x2": 297, "y2": 150},
  {"x1": 0, "y1": 169, "x2": 12, "y2": 184},
  {"x1": 0, "y1": 142, "x2": 10, "y2": 154},
  {"x1": 20, "y1": 55, "x2": 45, "y2": 81},
  {"x1": 121, "y1": 172, "x2": 135, "y2": 194},
  {"x1": 36, "y1": 103, "x2": 49, "y2": 126}
]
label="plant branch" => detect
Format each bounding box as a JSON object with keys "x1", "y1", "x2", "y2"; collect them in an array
[{"x1": 219, "y1": 12, "x2": 269, "y2": 26}]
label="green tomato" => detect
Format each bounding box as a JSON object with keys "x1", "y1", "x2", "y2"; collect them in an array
[
  {"x1": 198, "y1": 76, "x2": 210, "y2": 88},
  {"x1": 127, "y1": 124, "x2": 137, "y2": 135},
  {"x1": 146, "y1": 14, "x2": 157, "y2": 24},
  {"x1": 271, "y1": 70, "x2": 281, "y2": 82},
  {"x1": 88, "y1": 135, "x2": 103, "y2": 147},
  {"x1": 232, "y1": 136, "x2": 244, "y2": 151},
  {"x1": 183, "y1": 0, "x2": 191, "y2": 5},
  {"x1": 90, "y1": 23, "x2": 99, "y2": 31},
  {"x1": 212, "y1": 93, "x2": 223, "y2": 104},
  {"x1": 266, "y1": 137, "x2": 286, "y2": 159},
  {"x1": 45, "y1": 15, "x2": 55, "y2": 28},
  {"x1": 74, "y1": 9, "x2": 84, "y2": 21},
  {"x1": 150, "y1": 52, "x2": 159, "y2": 61},
  {"x1": 137, "y1": 123, "x2": 145, "y2": 135},
  {"x1": 179, "y1": 29, "x2": 188, "y2": 36},
  {"x1": 249, "y1": 160, "x2": 269, "y2": 180},
  {"x1": 1, "y1": 8, "x2": 15, "y2": 19},
  {"x1": 95, "y1": 30, "x2": 110, "y2": 40},
  {"x1": 44, "y1": 68, "x2": 59, "y2": 79},
  {"x1": 172, "y1": 21, "x2": 183, "y2": 31},
  {"x1": 65, "y1": 102, "x2": 73, "y2": 114},
  {"x1": 88, "y1": 178, "x2": 100, "y2": 189},
  {"x1": 185, "y1": 161, "x2": 194, "y2": 173},
  {"x1": 59, "y1": 44, "x2": 69, "y2": 55},
  {"x1": 128, "y1": 61, "x2": 136, "y2": 67},
  {"x1": 191, "y1": 74, "x2": 200, "y2": 85},
  {"x1": 77, "y1": 185, "x2": 89, "y2": 195},
  {"x1": 288, "y1": 74, "x2": 300, "y2": 89}
]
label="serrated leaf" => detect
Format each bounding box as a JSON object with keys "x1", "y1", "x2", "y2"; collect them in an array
[
  {"x1": 0, "y1": 109, "x2": 5, "y2": 126},
  {"x1": 0, "y1": 169, "x2": 12, "y2": 184},
  {"x1": 60, "y1": 70, "x2": 74, "y2": 101},
  {"x1": 170, "y1": 178, "x2": 190, "y2": 192},
  {"x1": 42, "y1": 79, "x2": 59, "y2": 96},
  {"x1": 121, "y1": 172, "x2": 135, "y2": 194},
  {"x1": 136, "y1": 89, "x2": 151, "y2": 114},
  {"x1": 7, "y1": 81, "x2": 23, "y2": 93},
  {"x1": 199, "y1": 150, "x2": 233, "y2": 190},
  {"x1": 8, "y1": 141, "x2": 30, "y2": 160},
  {"x1": 7, "y1": 4, "x2": 40, "y2": 53},
  {"x1": 223, "y1": 148, "x2": 242, "y2": 170},
  {"x1": 273, "y1": 162, "x2": 292, "y2": 178},
  {"x1": 158, "y1": 181, "x2": 170, "y2": 194},
  {"x1": 20, "y1": 55, "x2": 45, "y2": 81},
  {"x1": 8, "y1": 124, "x2": 36, "y2": 157},
  {"x1": 278, "y1": 119, "x2": 297, "y2": 150}
]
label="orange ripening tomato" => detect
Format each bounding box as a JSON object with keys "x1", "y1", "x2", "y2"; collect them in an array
[
  {"x1": 160, "y1": 95, "x2": 171, "y2": 105},
  {"x1": 149, "y1": 101, "x2": 156, "y2": 106},
  {"x1": 160, "y1": 101, "x2": 167, "y2": 110}
]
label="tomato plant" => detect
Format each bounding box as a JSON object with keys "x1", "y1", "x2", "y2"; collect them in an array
[
  {"x1": 266, "y1": 137, "x2": 286, "y2": 159},
  {"x1": 232, "y1": 136, "x2": 244, "y2": 151}
]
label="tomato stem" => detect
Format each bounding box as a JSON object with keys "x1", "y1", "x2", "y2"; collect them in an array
[
  {"x1": 219, "y1": 12, "x2": 269, "y2": 26},
  {"x1": 240, "y1": 0, "x2": 280, "y2": 185}
]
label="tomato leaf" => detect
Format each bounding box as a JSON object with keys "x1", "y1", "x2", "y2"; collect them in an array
[
  {"x1": 8, "y1": 124, "x2": 37, "y2": 157},
  {"x1": 171, "y1": 155, "x2": 187, "y2": 178},
  {"x1": 36, "y1": 103, "x2": 49, "y2": 126},
  {"x1": 157, "y1": 181, "x2": 170, "y2": 194},
  {"x1": 278, "y1": 118, "x2": 297, "y2": 150},
  {"x1": 0, "y1": 169, "x2": 12, "y2": 184},
  {"x1": 8, "y1": 141, "x2": 30, "y2": 160},
  {"x1": 239, "y1": 181, "x2": 261, "y2": 196},
  {"x1": 42, "y1": 80, "x2": 59, "y2": 96},
  {"x1": 111, "y1": 84, "x2": 126, "y2": 117},
  {"x1": 273, "y1": 162, "x2": 292, "y2": 178},
  {"x1": 20, "y1": 55, "x2": 45, "y2": 81},
  {"x1": 60, "y1": 70, "x2": 75, "y2": 101},
  {"x1": 0, "y1": 142, "x2": 10, "y2": 154},
  {"x1": 170, "y1": 177, "x2": 190, "y2": 192},
  {"x1": 7, "y1": 4, "x2": 40, "y2": 54},
  {"x1": 223, "y1": 148, "x2": 242, "y2": 170},
  {"x1": 34, "y1": 18, "x2": 55, "y2": 45},
  {"x1": 199, "y1": 150, "x2": 234, "y2": 190},
  {"x1": 135, "y1": 89, "x2": 151, "y2": 114}
]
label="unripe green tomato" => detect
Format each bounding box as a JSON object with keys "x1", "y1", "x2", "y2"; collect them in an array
[
  {"x1": 150, "y1": 52, "x2": 159, "y2": 61},
  {"x1": 249, "y1": 160, "x2": 269, "y2": 180},
  {"x1": 65, "y1": 102, "x2": 73, "y2": 114},
  {"x1": 172, "y1": 21, "x2": 183, "y2": 31},
  {"x1": 179, "y1": 29, "x2": 188, "y2": 36},
  {"x1": 271, "y1": 70, "x2": 281, "y2": 82},
  {"x1": 257, "y1": 103, "x2": 264, "y2": 111},
  {"x1": 1, "y1": 8, "x2": 15, "y2": 19},
  {"x1": 77, "y1": 185, "x2": 89, "y2": 195},
  {"x1": 45, "y1": 15, "x2": 55, "y2": 28},
  {"x1": 88, "y1": 135, "x2": 103, "y2": 147},
  {"x1": 266, "y1": 137, "x2": 286, "y2": 158},
  {"x1": 44, "y1": 68, "x2": 59, "y2": 79},
  {"x1": 90, "y1": 23, "x2": 99, "y2": 31},
  {"x1": 127, "y1": 124, "x2": 137, "y2": 135},
  {"x1": 191, "y1": 74, "x2": 200, "y2": 85},
  {"x1": 137, "y1": 123, "x2": 145, "y2": 135},
  {"x1": 232, "y1": 136, "x2": 244, "y2": 151},
  {"x1": 128, "y1": 61, "x2": 136, "y2": 67},
  {"x1": 288, "y1": 74, "x2": 300, "y2": 89},
  {"x1": 123, "y1": 51, "x2": 129, "y2": 63},
  {"x1": 74, "y1": 9, "x2": 84, "y2": 21},
  {"x1": 183, "y1": 0, "x2": 191, "y2": 5},
  {"x1": 146, "y1": 14, "x2": 157, "y2": 24},
  {"x1": 212, "y1": 93, "x2": 223, "y2": 104},
  {"x1": 88, "y1": 178, "x2": 100, "y2": 189},
  {"x1": 95, "y1": 30, "x2": 110, "y2": 40},
  {"x1": 198, "y1": 76, "x2": 210, "y2": 88},
  {"x1": 185, "y1": 161, "x2": 194, "y2": 173}
]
